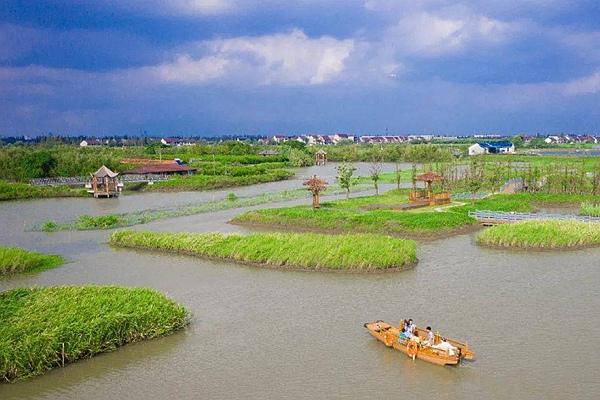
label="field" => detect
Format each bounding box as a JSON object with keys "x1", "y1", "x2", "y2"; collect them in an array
[
  {"x1": 0, "y1": 246, "x2": 63, "y2": 276},
  {"x1": 0, "y1": 286, "x2": 189, "y2": 382},
  {"x1": 476, "y1": 220, "x2": 600, "y2": 249},
  {"x1": 109, "y1": 230, "x2": 417, "y2": 271}
]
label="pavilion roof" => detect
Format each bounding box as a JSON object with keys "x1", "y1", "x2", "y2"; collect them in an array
[
  {"x1": 415, "y1": 171, "x2": 443, "y2": 182},
  {"x1": 93, "y1": 165, "x2": 118, "y2": 178}
]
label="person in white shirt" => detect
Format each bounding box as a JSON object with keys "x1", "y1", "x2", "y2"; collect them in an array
[
  {"x1": 432, "y1": 338, "x2": 457, "y2": 356},
  {"x1": 406, "y1": 319, "x2": 415, "y2": 335},
  {"x1": 425, "y1": 326, "x2": 434, "y2": 346}
]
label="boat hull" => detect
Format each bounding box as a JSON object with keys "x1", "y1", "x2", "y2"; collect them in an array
[{"x1": 364, "y1": 320, "x2": 474, "y2": 366}]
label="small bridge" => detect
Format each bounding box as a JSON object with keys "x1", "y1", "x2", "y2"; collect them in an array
[
  {"x1": 469, "y1": 210, "x2": 600, "y2": 225},
  {"x1": 30, "y1": 174, "x2": 170, "y2": 187}
]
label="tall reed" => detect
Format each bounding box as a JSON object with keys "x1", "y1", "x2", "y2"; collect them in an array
[
  {"x1": 110, "y1": 230, "x2": 417, "y2": 271},
  {"x1": 0, "y1": 286, "x2": 189, "y2": 382}
]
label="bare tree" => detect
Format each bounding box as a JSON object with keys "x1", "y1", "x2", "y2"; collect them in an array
[{"x1": 370, "y1": 161, "x2": 383, "y2": 195}]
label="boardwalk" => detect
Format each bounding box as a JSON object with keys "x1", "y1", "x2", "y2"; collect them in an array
[
  {"x1": 469, "y1": 210, "x2": 600, "y2": 225},
  {"x1": 30, "y1": 175, "x2": 170, "y2": 186}
]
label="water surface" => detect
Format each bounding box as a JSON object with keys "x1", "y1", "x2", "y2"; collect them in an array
[{"x1": 1, "y1": 166, "x2": 598, "y2": 400}]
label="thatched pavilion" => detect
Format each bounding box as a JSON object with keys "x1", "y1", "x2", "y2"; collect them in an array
[
  {"x1": 409, "y1": 171, "x2": 450, "y2": 206},
  {"x1": 90, "y1": 165, "x2": 121, "y2": 198},
  {"x1": 315, "y1": 149, "x2": 327, "y2": 166}
]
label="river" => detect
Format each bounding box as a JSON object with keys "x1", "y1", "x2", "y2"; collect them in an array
[{"x1": 1, "y1": 163, "x2": 599, "y2": 399}]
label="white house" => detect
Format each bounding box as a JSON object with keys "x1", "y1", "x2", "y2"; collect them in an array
[{"x1": 468, "y1": 141, "x2": 515, "y2": 156}]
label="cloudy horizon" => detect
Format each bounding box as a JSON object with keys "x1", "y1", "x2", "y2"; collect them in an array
[{"x1": 1, "y1": 0, "x2": 599, "y2": 136}]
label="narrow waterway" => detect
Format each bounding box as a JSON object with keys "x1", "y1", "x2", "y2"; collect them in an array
[{"x1": 1, "y1": 164, "x2": 599, "y2": 399}]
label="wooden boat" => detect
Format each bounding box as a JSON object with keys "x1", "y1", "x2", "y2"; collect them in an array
[{"x1": 363, "y1": 320, "x2": 475, "y2": 366}]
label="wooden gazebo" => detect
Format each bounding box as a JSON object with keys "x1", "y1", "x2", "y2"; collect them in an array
[
  {"x1": 315, "y1": 149, "x2": 327, "y2": 166},
  {"x1": 89, "y1": 165, "x2": 121, "y2": 198},
  {"x1": 409, "y1": 171, "x2": 450, "y2": 206}
]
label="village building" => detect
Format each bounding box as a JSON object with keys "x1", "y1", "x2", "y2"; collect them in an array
[
  {"x1": 122, "y1": 160, "x2": 196, "y2": 177},
  {"x1": 468, "y1": 141, "x2": 515, "y2": 156}
]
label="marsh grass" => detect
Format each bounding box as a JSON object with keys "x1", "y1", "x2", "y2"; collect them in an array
[
  {"x1": 580, "y1": 202, "x2": 600, "y2": 217},
  {"x1": 0, "y1": 246, "x2": 63, "y2": 276},
  {"x1": 0, "y1": 180, "x2": 86, "y2": 201},
  {"x1": 146, "y1": 170, "x2": 294, "y2": 191},
  {"x1": 476, "y1": 220, "x2": 600, "y2": 249},
  {"x1": 0, "y1": 286, "x2": 189, "y2": 382},
  {"x1": 109, "y1": 230, "x2": 417, "y2": 271}
]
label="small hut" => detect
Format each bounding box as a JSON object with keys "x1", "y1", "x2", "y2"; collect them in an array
[
  {"x1": 409, "y1": 171, "x2": 450, "y2": 206},
  {"x1": 89, "y1": 165, "x2": 121, "y2": 198},
  {"x1": 315, "y1": 149, "x2": 327, "y2": 166}
]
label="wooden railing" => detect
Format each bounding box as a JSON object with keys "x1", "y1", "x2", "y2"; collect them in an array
[{"x1": 469, "y1": 210, "x2": 600, "y2": 224}]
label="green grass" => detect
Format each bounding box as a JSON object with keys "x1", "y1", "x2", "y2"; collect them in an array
[
  {"x1": 233, "y1": 189, "x2": 477, "y2": 237},
  {"x1": 476, "y1": 220, "x2": 600, "y2": 249},
  {"x1": 0, "y1": 180, "x2": 86, "y2": 201},
  {"x1": 0, "y1": 286, "x2": 189, "y2": 382},
  {"x1": 0, "y1": 246, "x2": 63, "y2": 276},
  {"x1": 232, "y1": 190, "x2": 600, "y2": 238},
  {"x1": 580, "y1": 202, "x2": 600, "y2": 217},
  {"x1": 109, "y1": 230, "x2": 417, "y2": 271}
]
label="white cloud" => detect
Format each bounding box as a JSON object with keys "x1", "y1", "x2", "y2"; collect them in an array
[
  {"x1": 561, "y1": 71, "x2": 600, "y2": 95},
  {"x1": 207, "y1": 29, "x2": 354, "y2": 85},
  {"x1": 385, "y1": 11, "x2": 520, "y2": 56},
  {"x1": 0, "y1": 30, "x2": 355, "y2": 88}
]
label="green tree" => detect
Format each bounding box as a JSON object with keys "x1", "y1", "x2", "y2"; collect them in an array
[
  {"x1": 336, "y1": 163, "x2": 356, "y2": 199},
  {"x1": 394, "y1": 162, "x2": 402, "y2": 190},
  {"x1": 369, "y1": 161, "x2": 382, "y2": 195}
]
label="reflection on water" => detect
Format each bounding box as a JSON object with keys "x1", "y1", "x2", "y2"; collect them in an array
[{"x1": 1, "y1": 165, "x2": 599, "y2": 400}]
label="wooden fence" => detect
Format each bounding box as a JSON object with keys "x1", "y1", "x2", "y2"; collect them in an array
[
  {"x1": 30, "y1": 174, "x2": 170, "y2": 186},
  {"x1": 469, "y1": 210, "x2": 600, "y2": 225}
]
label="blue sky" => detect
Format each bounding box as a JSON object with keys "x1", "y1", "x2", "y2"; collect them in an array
[{"x1": 1, "y1": 0, "x2": 599, "y2": 136}]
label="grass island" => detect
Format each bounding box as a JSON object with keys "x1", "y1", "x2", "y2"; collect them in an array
[
  {"x1": 0, "y1": 286, "x2": 189, "y2": 382},
  {"x1": 0, "y1": 246, "x2": 64, "y2": 276},
  {"x1": 476, "y1": 220, "x2": 600, "y2": 250},
  {"x1": 109, "y1": 230, "x2": 417, "y2": 272}
]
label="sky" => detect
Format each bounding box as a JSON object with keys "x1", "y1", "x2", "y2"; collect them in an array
[{"x1": 1, "y1": 0, "x2": 599, "y2": 136}]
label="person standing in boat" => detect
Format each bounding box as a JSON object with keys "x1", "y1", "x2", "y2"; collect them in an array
[
  {"x1": 406, "y1": 319, "x2": 415, "y2": 335},
  {"x1": 425, "y1": 326, "x2": 435, "y2": 346}
]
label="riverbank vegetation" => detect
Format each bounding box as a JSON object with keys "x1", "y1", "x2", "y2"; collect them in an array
[
  {"x1": 0, "y1": 246, "x2": 63, "y2": 276},
  {"x1": 580, "y1": 202, "x2": 600, "y2": 217},
  {"x1": 476, "y1": 220, "x2": 600, "y2": 249},
  {"x1": 0, "y1": 286, "x2": 189, "y2": 382},
  {"x1": 109, "y1": 230, "x2": 417, "y2": 271},
  {"x1": 0, "y1": 180, "x2": 86, "y2": 201}
]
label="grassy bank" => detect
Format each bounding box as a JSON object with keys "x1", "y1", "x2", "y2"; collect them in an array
[
  {"x1": 37, "y1": 185, "x2": 372, "y2": 232},
  {"x1": 233, "y1": 189, "x2": 477, "y2": 238},
  {"x1": 0, "y1": 180, "x2": 86, "y2": 201},
  {"x1": 0, "y1": 286, "x2": 189, "y2": 382},
  {"x1": 0, "y1": 246, "x2": 63, "y2": 276},
  {"x1": 232, "y1": 190, "x2": 600, "y2": 239},
  {"x1": 476, "y1": 220, "x2": 600, "y2": 249},
  {"x1": 109, "y1": 230, "x2": 417, "y2": 271}
]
